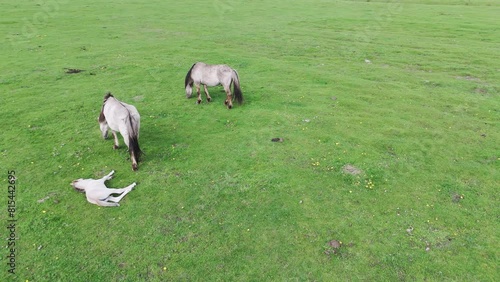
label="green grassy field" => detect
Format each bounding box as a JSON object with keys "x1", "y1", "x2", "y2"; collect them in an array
[{"x1": 1, "y1": 0, "x2": 499, "y2": 281}]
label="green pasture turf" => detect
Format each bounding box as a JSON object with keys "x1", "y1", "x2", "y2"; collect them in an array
[{"x1": 1, "y1": 0, "x2": 498, "y2": 281}]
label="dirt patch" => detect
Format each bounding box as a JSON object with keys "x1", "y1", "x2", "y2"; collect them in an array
[
  {"x1": 456, "y1": 75, "x2": 481, "y2": 82},
  {"x1": 452, "y1": 193, "x2": 464, "y2": 203},
  {"x1": 324, "y1": 239, "x2": 352, "y2": 259},
  {"x1": 474, "y1": 87, "x2": 488, "y2": 94},
  {"x1": 133, "y1": 95, "x2": 144, "y2": 102},
  {"x1": 342, "y1": 164, "x2": 363, "y2": 175},
  {"x1": 324, "y1": 240, "x2": 342, "y2": 256},
  {"x1": 37, "y1": 192, "x2": 58, "y2": 203},
  {"x1": 328, "y1": 240, "x2": 341, "y2": 249},
  {"x1": 64, "y1": 68, "x2": 84, "y2": 74}
]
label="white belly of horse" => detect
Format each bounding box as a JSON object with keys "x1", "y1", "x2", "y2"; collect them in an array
[{"x1": 200, "y1": 75, "x2": 221, "y2": 86}]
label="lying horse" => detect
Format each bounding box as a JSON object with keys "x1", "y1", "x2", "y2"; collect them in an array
[
  {"x1": 98, "y1": 92, "x2": 142, "y2": 171},
  {"x1": 71, "y1": 170, "x2": 135, "y2": 207},
  {"x1": 185, "y1": 62, "x2": 243, "y2": 109}
]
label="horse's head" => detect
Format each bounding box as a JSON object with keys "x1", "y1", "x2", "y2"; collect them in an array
[
  {"x1": 71, "y1": 179, "x2": 88, "y2": 193},
  {"x1": 185, "y1": 64, "x2": 195, "y2": 98},
  {"x1": 185, "y1": 84, "x2": 193, "y2": 98},
  {"x1": 98, "y1": 111, "x2": 109, "y2": 139},
  {"x1": 98, "y1": 92, "x2": 113, "y2": 139},
  {"x1": 99, "y1": 119, "x2": 109, "y2": 139}
]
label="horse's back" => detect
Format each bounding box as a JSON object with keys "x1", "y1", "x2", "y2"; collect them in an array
[
  {"x1": 192, "y1": 62, "x2": 233, "y2": 86},
  {"x1": 124, "y1": 103, "x2": 140, "y2": 119},
  {"x1": 104, "y1": 99, "x2": 127, "y2": 120},
  {"x1": 103, "y1": 98, "x2": 140, "y2": 130}
]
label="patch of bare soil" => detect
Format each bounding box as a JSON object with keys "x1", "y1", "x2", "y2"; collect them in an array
[
  {"x1": 455, "y1": 75, "x2": 481, "y2": 82},
  {"x1": 342, "y1": 164, "x2": 363, "y2": 175},
  {"x1": 474, "y1": 87, "x2": 488, "y2": 94},
  {"x1": 324, "y1": 240, "x2": 342, "y2": 256},
  {"x1": 452, "y1": 193, "x2": 464, "y2": 203},
  {"x1": 64, "y1": 68, "x2": 84, "y2": 74},
  {"x1": 37, "y1": 192, "x2": 59, "y2": 204},
  {"x1": 133, "y1": 95, "x2": 144, "y2": 102}
]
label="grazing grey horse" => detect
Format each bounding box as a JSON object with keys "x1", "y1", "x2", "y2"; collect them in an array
[
  {"x1": 184, "y1": 62, "x2": 243, "y2": 109},
  {"x1": 98, "y1": 92, "x2": 142, "y2": 171},
  {"x1": 71, "y1": 170, "x2": 135, "y2": 207}
]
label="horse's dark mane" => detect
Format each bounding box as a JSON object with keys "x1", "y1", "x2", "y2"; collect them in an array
[
  {"x1": 184, "y1": 63, "x2": 196, "y2": 87},
  {"x1": 99, "y1": 92, "x2": 114, "y2": 123},
  {"x1": 103, "y1": 92, "x2": 114, "y2": 102},
  {"x1": 98, "y1": 110, "x2": 106, "y2": 123}
]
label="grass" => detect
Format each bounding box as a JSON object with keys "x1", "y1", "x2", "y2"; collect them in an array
[{"x1": 1, "y1": 0, "x2": 499, "y2": 281}]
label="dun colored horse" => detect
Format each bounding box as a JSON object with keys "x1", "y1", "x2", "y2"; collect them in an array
[
  {"x1": 185, "y1": 62, "x2": 243, "y2": 109},
  {"x1": 98, "y1": 93, "x2": 142, "y2": 171}
]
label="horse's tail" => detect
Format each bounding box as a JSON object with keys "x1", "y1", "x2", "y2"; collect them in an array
[
  {"x1": 185, "y1": 63, "x2": 196, "y2": 88},
  {"x1": 232, "y1": 69, "x2": 243, "y2": 104},
  {"x1": 126, "y1": 115, "x2": 142, "y2": 163}
]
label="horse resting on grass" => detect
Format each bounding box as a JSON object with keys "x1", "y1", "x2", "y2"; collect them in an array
[
  {"x1": 185, "y1": 62, "x2": 243, "y2": 109},
  {"x1": 71, "y1": 170, "x2": 135, "y2": 207},
  {"x1": 98, "y1": 92, "x2": 142, "y2": 171}
]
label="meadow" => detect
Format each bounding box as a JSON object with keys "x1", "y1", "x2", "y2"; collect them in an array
[{"x1": 1, "y1": 0, "x2": 499, "y2": 281}]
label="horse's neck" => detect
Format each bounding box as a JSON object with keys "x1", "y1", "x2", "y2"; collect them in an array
[
  {"x1": 107, "y1": 97, "x2": 121, "y2": 106},
  {"x1": 106, "y1": 98, "x2": 128, "y2": 112}
]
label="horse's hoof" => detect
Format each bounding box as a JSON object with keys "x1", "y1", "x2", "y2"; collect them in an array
[
  {"x1": 113, "y1": 145, "x2": 119, "y2": 150},
  {"x1": 132, "y1": 164, "x2": 138, "y2": 171},
  {"x1": 207, "y1": 98, "x2": 211, "y2": 102},
  {"x1": 227, "y1": 104, "x2": 233, "y2": 109},
  {"x1": 197, "y1": 100, "x2": 201, "y2": 104}
]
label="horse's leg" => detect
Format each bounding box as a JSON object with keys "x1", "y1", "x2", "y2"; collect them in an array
[
  {"x1": 105, "y1": 183, "x2": 136, "y2": 203},
  {"x1": 112, "y1": 131, "x2": 119, "y2": 149},
  {"x1": 204, "y1": 85, "x2": 212, "y2": 102},
  {"x1": 196, "y1": 83, "x2": 202, "y2": 104},
  {"x1": 101, "y1": 170, "x2": 115, "y2": 182},
  {"x1": 97, "y1": 200, "x2": 120, "y2": 207},
  {"x1": 223, "y1": 84, "x2": 233, "y2": 109},
  {"x1": 131, "y1": 153, "x2": 138, "y2": 171}
]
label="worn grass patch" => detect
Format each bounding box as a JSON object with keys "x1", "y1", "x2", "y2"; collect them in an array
[{"x1": 1, "y1": 0, "x2": 498, "y2": 281}]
